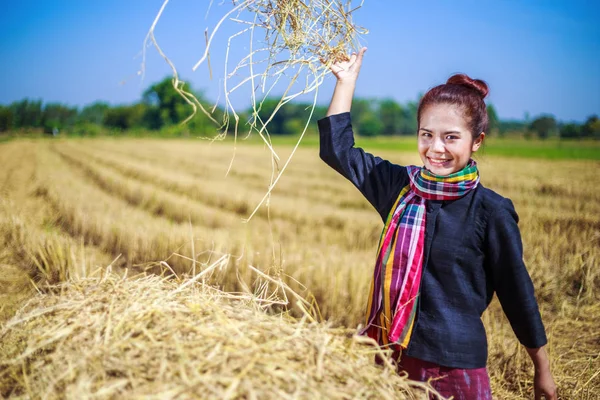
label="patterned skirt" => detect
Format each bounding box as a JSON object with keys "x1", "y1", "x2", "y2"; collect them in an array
[
  {"x1": 398, "y1": 353, "x2": 492, "y2": 399},
  {"x1": 375, "y1": 350, "x2": 493, "y2": 399}
]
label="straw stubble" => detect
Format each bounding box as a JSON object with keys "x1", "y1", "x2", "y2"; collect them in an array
[{"x1": 0, "y1": 271, "x2": 440, "y2": 399}]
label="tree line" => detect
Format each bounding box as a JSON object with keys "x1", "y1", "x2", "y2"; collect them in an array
[{"x1": 0, "y1": 77, "x2": 598, "y2": 139}]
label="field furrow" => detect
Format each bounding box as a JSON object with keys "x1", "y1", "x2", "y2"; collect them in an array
[
  {"x1": 53, "y1": 145, "x2": 381, "y2": 254},
  {"x1": 84, "y1": 140, "x2": 376, "y2": 209},
  {"x1": 0, "y1": 142, "x2": 113, "y2": 320},
  {"x1": 59, "y1": 142, "x2": 383, "y2": 248},
  {"x1": 53, "y1": 146, "x2": 240, "y2": 229}
]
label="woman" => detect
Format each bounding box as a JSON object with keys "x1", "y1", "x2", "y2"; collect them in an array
[{"x1": 318, "y1": 48, "x2": 557, "y2": 399}]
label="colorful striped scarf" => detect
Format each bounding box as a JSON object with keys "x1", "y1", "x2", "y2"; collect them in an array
[{"x1": 362, "y1": 160, "x2": 480, "y2": 349}]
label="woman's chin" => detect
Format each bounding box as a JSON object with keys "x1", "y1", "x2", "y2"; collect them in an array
[{"x1": 425, "y1": 163, "x2": 456, "y2": 176}]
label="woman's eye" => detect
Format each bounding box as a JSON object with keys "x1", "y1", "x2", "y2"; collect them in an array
[{"x1": 446, "y1": 135, "x2": 458, "y2": 140}]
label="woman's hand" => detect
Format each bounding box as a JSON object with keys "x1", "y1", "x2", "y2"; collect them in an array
[
  {"x1": 534, "y1": 368, "x2": 557, "y2": 399},
  {"x1": 329, "y1": 47, "x2": 367, "y2": 84},
  {"x1": 526, "y1": 346, "x2": 557, "y2": 399},
  {"x1": 325, "y1": 47, "x2": 367, "y2": 116}
]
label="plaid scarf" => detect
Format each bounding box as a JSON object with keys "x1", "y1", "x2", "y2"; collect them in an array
[{"x1": 362, "y1": 160, "x2": 480, "y2": 349}]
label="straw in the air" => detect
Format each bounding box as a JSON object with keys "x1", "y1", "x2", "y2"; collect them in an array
[{"x1": 144, "y1": 0, "x2": 367, "y2": 220}]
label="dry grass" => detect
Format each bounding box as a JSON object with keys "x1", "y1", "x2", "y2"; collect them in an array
[
  {"x1": 0, "y1": 268, "x2": 439, "y2": 399},
  {"x1": 0, "y1": 141, "x2": 112, "y2": 322},
  {"x1": 0, "y1": 138, "x2": 599, "y2": 399}
]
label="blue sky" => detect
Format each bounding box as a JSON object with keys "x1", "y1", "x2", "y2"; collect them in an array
[{"x1": 0, "y1": 0, "x2": 598, "y2": 122}]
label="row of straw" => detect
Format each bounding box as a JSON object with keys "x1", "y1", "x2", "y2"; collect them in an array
[{"x1": 0, "y1": 259, "x2": 442, "y2": 399}]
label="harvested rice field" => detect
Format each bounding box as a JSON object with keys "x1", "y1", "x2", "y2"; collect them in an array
[{"x1": 0, "y1": 138, "x2": 599, "y2": 399}]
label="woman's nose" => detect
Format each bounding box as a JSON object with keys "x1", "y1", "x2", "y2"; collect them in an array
[{"x1": 431, "y1": 137, "x2": 445, "y2": 153}]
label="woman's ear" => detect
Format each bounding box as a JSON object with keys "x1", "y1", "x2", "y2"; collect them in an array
[{"x1": 472, "y1": 132, "x2": 485, "y2": 152}]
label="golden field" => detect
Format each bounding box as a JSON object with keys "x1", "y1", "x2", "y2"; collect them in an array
[{"x1": 0, "y1": 138, "x2": 599, "y2": 399}]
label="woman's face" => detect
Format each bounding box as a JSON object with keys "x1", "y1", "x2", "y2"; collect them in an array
[{"x1": 417, "y1": 103, "x2": 484, "y2": 176}]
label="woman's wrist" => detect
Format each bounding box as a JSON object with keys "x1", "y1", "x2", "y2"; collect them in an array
[
  {"x1": 526, "y1": 346, "x2": 551, "y2": 371},
  {"x1": 326, "y1": 81, "x2": 356, "y2": 116},
  {"x1": 335, "y1": 78, "x2": 357, "y2": 87}
]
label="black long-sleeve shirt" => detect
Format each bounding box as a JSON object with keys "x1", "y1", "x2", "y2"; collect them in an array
[{"x1": 318, "y1": 112, "x2": 547, "y2": 368}]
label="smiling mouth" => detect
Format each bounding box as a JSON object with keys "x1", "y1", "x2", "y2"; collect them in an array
[{"x1": 427, "y1": 157, "x2": 452, "y2": 165}]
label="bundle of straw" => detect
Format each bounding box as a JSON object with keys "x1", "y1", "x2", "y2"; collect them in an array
[
  {"x1": 0, "y1": 269, "x2": 440, "y2": 399},
  {"x1": 231, "y1": 0, "x2": 364, "y2": 66},
  {"x1": 144, "y1": 0, "x2": 367, "y2": 220}
]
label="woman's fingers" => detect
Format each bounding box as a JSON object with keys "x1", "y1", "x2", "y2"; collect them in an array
[
  {"x1": 330, "y1": 63, "x2": 345, "y2": 76},
  {"x1": 326, "y1": 47, "x2": 367, "y2": 80},
  {"x1": 349, "y1": 53, "x2": 357, "y2": 65},
  {"x1": 347, "y1": 47, "x2": 367, "y2": 73},
  {"x1": 354, "y1": 47, "x2": 367, "y2": 67},
  {"x1": 326, "y1": 47, "x2": 367, "y2": 70}
]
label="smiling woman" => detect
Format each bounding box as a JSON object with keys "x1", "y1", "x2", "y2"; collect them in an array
[
  {"x1": 318, "y1": 48, "x2": 558, "y2": 399},
  {"x1": 418, "y1": 102, "x2": 484, "y2": 176},
  {"x1": 417, "y1": 74, "x2": 487, "y2": 175}
]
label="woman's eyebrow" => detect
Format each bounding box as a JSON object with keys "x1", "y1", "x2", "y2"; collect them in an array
[{"x1": 419, "y1": 128, "x2": 462, "y2": 135}]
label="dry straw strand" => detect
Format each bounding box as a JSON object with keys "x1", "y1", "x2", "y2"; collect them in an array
[{"x1": 144, "y1": 0, "x2": 367, "y2": 221}]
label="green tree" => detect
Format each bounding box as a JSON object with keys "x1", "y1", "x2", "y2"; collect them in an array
[
  {"x1": 11, "y1": 99, "x2": 43, "y2": 128},
  {"x1": 351, "y1": 98, "x2": 382, "y2": 136},
  {"x1": 529, "y1": 115, "x2": 557, "y2": 139},
  {"x1": 78, "y1": 102, "x2": 109, "y2": 125},
  {"x1": 0, "y1": 106, "x2": 14, "y2": 132},
  {"x1": 379, "y1": 98, "x2": 403, "y2": 136},
  {"x1": 42, "y1": 103, "x2": 78, "y2": 133},
  {"x1": 351, "y1": 98, "x2": 372, "y2": 125},
  {"x1": 399, "y1": 100, "x2": 418, "y2": 135},
  {"x1": 282, "y1": 118, "x2": 304, "y2": 135},
  {"x1": 103, "y1": 104, "x2": 147, "y2": 131},
  {"x1": 486, "y1": 104, "x2": 499, "y2": 136},
  {"x1": 498, "y1": 120, "x2": 527, "y2": 135},
  {"x1": 253, "y1": 98, "x2": 320, "y2": 135},
  {"x1": 357, "y1": 114, "x2": 382, "y2": 137},
  {"x1": 581, "y1": 115, "x2": 600, "y2": 139},
  {"x1": 142, "y1": 77, "x2": 215, "y2": 130},
  {"x1": 559, "y1": 123, "x2": 581, "y2": 139},
  {"x1": 255, "y1": 98, "x2": 284, "y2": 134}
]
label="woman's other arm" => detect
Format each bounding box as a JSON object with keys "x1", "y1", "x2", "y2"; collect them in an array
[{"x1": 486, "y1": 199, "x2": 557, "y2": 399}]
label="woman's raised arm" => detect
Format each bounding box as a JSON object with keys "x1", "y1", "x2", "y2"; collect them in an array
[
  {"x1": 318, "y1": 48, "x2": 408, "y2": 220},
  {"x1": 326, "y1": 47, "x2": 367, "y2": 116}
]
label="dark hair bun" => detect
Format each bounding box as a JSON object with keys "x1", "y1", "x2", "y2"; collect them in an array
[{"x1": 446, "y1": 74, "x2": 489, "y2": 99}]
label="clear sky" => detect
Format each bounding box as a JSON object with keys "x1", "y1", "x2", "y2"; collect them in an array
[{"x1": 1, "y1": 0, "x2": 598, "y2": 122}]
